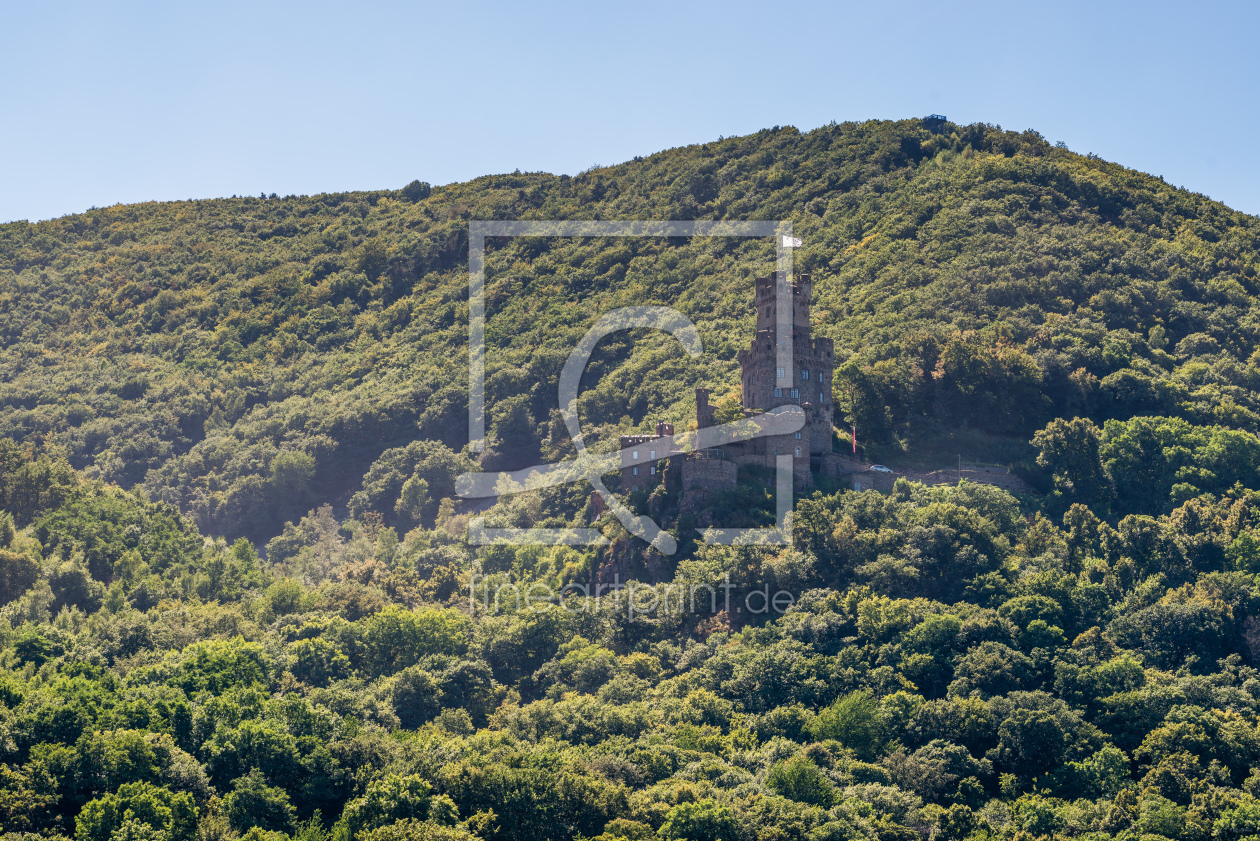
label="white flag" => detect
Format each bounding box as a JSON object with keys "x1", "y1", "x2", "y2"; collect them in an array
[{"x1": 782, "y1": 235, "x2": 803, "y2": 248}]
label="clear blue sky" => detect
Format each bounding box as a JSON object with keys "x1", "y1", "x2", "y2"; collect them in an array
[{"x1": 4, "y1": 0, "x2": 1257, "y2": 223}]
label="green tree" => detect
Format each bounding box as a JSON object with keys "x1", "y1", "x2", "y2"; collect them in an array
[
  {"x1": 224, "y1": 769, "x2": 297, "y2": 834},
  {"x1": 394, "y1": 474, "x2": 431, "y2": 531},
  {"x1": 360, "y1": 606, "x2": 471, "y2": 677},
  {"x1": 812, "y1": 690, "x2": 884, "y2": 760},
  {"x1": 0, "y1": 548, "x2": 39, "y2": 604},
  {"x1": 1032, "y1": 416, "x2": 1112, "y2": 516},
  {"x1": 342, "y1": 774, "x2": 438, "y2": 836},
  {"x1": 657, "y1": 799, "x2": 739, "y2": 841},
  {"x1": 76, "y1": 782, "x2": 196, "y2": 841},
  {"x1": 993, "y1": 708, "x2": 1068, "y2": 778},
  {"x1": 287, "y1": 638, "x2": 350, "y2": 686},
  {"x1": 391, "y1": 667, "x2": 442, "y2": 729},
  {"x1": 765, "y1": 756, "x2": 836, "y2": 807}
]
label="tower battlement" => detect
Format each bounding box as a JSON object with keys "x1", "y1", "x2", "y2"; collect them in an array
[{"x1": 754, "y1": 271, "x2": 813, "y2": 335}]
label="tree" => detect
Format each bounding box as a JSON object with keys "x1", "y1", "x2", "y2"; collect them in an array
[
  {"x1": 400, "y1": 180, "x2": 432, "y2": 202},
  {"x1": 287, "y1": 638, "x2": 350, "y2": 686},
  {"x1": 76, "y1": 782, "x2": 197, "y2": 841},
  {"x1": 271, "y1": 451, "x2": 317, "y2": 518},
  {"x1": 395, "y1": 474, "x2": 431, "y2": 531},
  {"x1": 1032, "y1": 417, "x2": 1112, "y2": 516},
  {"x1": 0, "y1": 548, "x2": 39, "y2": 603},
  {"x1": 657, "y1": 799, "x2": 739, "y2": 841},
  {"x1": 360, "y1": 606, "x2": 471, "y2": 677},
  {"x1": 358, "y1": 820, "x2": 474, "y2": 841},
  {"x1": 765, "y1": 756, "x2": 836, "y2": 807},
  {"x1": 173, "y1": 637, "x2": 271, "y2": 694},
  {"x1": 993, "y1": 708, "x2": 1068, "y2": 777},
  {"x1": 224, "y1": 770, "x2": 297, "y2": 834},
  {"x1": 356, "y1": 239, "x2": 389, "y2": 282},
  {"x1": 267, "y1": 577, "x2": 305, "y2": 616},
  {"x1": 0, "y1": 510, "x2": 14, "y2": 546},
  {"x1": 342, "y1": 774, "x2": 438, "y2": 836},
  {"x1": 812, "y1": 690, "x2": 884, "y2": 760},
  {"x1": 392, "y1": 667, "x2": 442, "y2": 728}
]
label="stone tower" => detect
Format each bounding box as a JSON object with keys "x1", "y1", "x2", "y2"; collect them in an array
[{"x1": 737, "y1": 272, "x2": 834, "y2": 463}]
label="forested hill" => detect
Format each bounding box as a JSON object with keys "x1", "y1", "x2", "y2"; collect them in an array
[
  {"x1": 3, "y1": 118, "x2": 1259, "y2": 540},
  {"x1": 10, "y1": 121, "x2": 1260, "y2": 841}
]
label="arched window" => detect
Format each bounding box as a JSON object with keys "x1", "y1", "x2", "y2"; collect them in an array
[{"x1": 795, "y1": 447, "x2": 801, "y2": 457}]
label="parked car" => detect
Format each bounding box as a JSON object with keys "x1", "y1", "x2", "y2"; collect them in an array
[{"x1": 870, "y1": 464, "x2": 893, "y2": 473}]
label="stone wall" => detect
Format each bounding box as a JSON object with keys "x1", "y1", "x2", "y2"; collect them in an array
[{"x1": 682, "y1": 453, "x2": 738, "y2": 492}]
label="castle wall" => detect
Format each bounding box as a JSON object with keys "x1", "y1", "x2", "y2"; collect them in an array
[
  {"x1": 682, "y1": 455, "x2": 737, "y2": 493},
  {"x1": 619, "y1": 421, "x2": 676, "y2": 490}
]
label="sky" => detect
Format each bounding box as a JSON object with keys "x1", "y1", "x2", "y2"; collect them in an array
[{"x1": 3, "y1": 0, "x2": 1258, "y2": 223}]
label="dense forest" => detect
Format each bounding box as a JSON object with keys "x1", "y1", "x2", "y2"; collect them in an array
[{"x1": 4, "y1": 118, "x2": 1260, "y2": 840}]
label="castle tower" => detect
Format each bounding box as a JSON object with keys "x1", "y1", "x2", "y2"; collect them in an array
[
  {"x1": 737, "y1": 272, "x2": 834, "y2": 460},
  {"x1": 696, "y1": 387, "x2": 715, "y2": 429}
]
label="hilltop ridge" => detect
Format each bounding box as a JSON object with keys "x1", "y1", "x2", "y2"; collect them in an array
[{"x1": 2, "y1": 118, "x2": 1259, "y2": 539}]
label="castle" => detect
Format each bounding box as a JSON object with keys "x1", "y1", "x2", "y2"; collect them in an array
[{"x1": 619, "y1": 271, "x2": 845, "y2": 500}]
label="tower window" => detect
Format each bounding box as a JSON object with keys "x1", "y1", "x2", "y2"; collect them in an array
[
  {"x1": 774, "y1": 388, "x2": 782, "y2": 398},
  {"x1": 795, "y1": 447, "x2": 801, "y2": 457},
  {"x1": 794, "y1": 431, "x2": 802, "y2": 439},
  {"x1": 801, "y1": 369, "x2": 809, "y2": 380},
  {"x1": 818, "y1": 372, "x2": 824, "y2": 382},
  {"x1": 776, "y1": 367, "x2": 784, "y2": 379},
  {"x1": 790, "y1": 388, "x2": 800, "y2": 399}
]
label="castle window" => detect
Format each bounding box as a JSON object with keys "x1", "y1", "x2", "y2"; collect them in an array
[
  {"x1": 650, "y1": 450, "x2": 656, "y2": 459},
  {"x1": 801, "y1": 369, "x2": 809, "y2": 380},
  {"x1": 818, "y1": 372, "x2": 824, "y2": 382},
  {"x1": 774, "y1": 388, "x2": 782, "y2": 398},
  {"x1": 790, "y1": 388, "x2": 800, "y2": 399},
  {"x1": 632, "y1": 466, "x2": 638, "y2": 476},
  {"x1": 794, "y1": 431, "x2": 802, "y2": 440},
  {"x1": 632, "y1": 450, "x2": 639, "y2": 460},
  {"x1": 820, "y1": 392, "x2": 825, "y2": 402},
  {"x1": 795, "y1": 447, "x2": 801, "y2": 457},
  {"x1": 650, "y1": 465, "x2": 656, "y2": 475},
  {"x1": 776, "y1": 367, "x2": 784, "y2": 379}
]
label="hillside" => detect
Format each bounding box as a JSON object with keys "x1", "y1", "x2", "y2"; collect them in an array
[
  {"x1": 4, "y1": 119, "x2": 1260, "y2": 539},
  {"x1": 7, "y1": 120, "x2": 1260, "y2": 841}
]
